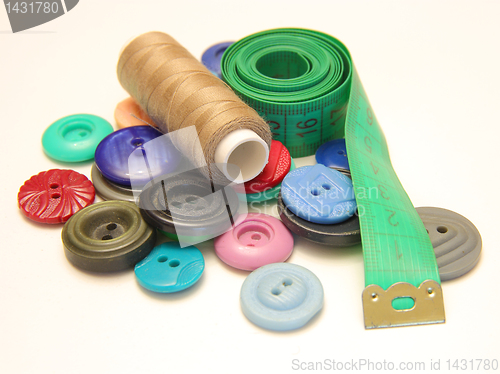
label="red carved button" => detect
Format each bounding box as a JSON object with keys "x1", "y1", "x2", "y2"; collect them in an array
[
  {"x1": 235, "y1": 140, "x2": 291, "y2": 194},
  {"x1": 18, "y1": 169, "x2": 95, "y2": 224}
]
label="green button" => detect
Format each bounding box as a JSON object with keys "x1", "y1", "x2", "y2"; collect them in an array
[{"x1": 42, "y1": 114, "x2": 114, "y2": 162}]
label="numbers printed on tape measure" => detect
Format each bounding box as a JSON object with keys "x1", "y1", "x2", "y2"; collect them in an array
[
  {"x1": 296, "y1": 119, "x2": 318, "y2": 138},
  {"x1": 330, "y1": 108, "x2": 346, "y2": 127},
  {"x1": 386, "y1": 210, "x2": 399, "y2": 226},
  {"x1": 364, "y1": 136, "x2": 372, "y2": 153},
  {"x1": 378, "y1": 185, "x2": 389, "y2": 200},
  {"x1": 268, "y1": 120, "x2": 280, "y2": 137},
  {"x1": 366, "y1": 107, "x2": 374, "y2": 125},
  {"x1": 5, "y1": 2, "x2": 59, "y2": 13}
]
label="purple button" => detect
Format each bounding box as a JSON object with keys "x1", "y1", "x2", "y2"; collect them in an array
[
  {"x1": 95, "y1": 126, "x2": 181, "y2": 186},
  {"x1": 214, "y1": 213, "x2": 294, "y2": 271}
]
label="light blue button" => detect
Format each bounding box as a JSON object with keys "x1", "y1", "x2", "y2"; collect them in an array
[
  {"x1": 134, "y1": 242, "x2": 204, "y2": 293},
  {"x1": 281, "y1": 164, "x2": 356, "y2": 224},
  {"x1": 240, "y1": 263, "x2": 324, "y2": 331}
]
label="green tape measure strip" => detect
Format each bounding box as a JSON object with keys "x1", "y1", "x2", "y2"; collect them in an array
[
  {"x1": 345, "y1": 69, "x2": 440, "y2": 290},
  {"x1": 221, "y1": 29, "x2": 351, "y2": 158},
  {"x1": 222, "y1": 28, "x2": 442, "y2": 322}
]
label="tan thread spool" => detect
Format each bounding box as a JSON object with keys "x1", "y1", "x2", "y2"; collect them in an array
[{"x1": 117, "y1": 31, "x2": 272, "y2": 182}]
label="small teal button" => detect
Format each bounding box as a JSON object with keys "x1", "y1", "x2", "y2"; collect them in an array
[
  {"x1": 42, "y1": 114, "x2": 114, "y2": 162},
  {"x1": 240, "y1": 263, "x2": 324, "y2": 331},
  {"x1": 134, "y1": 242, "x2": 204, "y2": 293},
  {"x1": 281, "y1": 164, "x2": 356, "y2": 224}
]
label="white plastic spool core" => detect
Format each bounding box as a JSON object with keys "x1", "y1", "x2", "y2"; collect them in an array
[{"x1": 214, "y1": 129, "x2": 269, "y2": 182}]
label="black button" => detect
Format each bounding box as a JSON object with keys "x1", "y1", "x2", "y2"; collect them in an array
[
  {"x1": 139, "y1": 169, "x2": 240, "y2": 238},
  {"x1": 277, "y1": 192, "x2": 360, "y2": 247}
]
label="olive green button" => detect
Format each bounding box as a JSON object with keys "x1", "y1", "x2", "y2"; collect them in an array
[
  {"x1": 42, "y1": 114, "x2": 114, "y2": 162},
  {"x1": 62, "y1": 200, "x2": 156, "y2": 272}
]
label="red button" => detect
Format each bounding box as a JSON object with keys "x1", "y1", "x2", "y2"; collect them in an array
[
  {"x1": 235, "y1": 140, "x2": 291, "y2": 194},
  {"x1": 18, "y1": 169, "x2": 95, "y2": 224}
]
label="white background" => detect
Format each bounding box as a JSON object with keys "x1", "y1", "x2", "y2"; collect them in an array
[{"x1": 1, "y1": 1, "x2": 499, "y2": 373}]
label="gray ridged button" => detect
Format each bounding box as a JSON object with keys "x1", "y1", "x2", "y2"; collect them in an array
[
  {"x1": 417, "y1": 207, "x2": 481, "y2": 281},
  {"x1": 91, "y1": 163, "x2": 139, "y2": 202}
]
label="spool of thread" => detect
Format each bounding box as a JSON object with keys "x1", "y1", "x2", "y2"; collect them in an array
[{"x1": 117, "y1": 31, "x2": 272, "y2": 182}]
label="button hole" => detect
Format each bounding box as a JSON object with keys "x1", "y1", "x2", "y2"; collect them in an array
[
  {"x1": 271, "y1": 287, "x2": 281, "y2": 296},
  {"x1": 158, "y1": 255, "x2": 168, "y2": 263},
  {"x1": 131, "y1": 138, "x2": 144, "y2": 147},
  {"x1": 310, "y1": 188, "x2": 321, "y2": 196},
  {"x1": 107, "y1": 223, "x2": 117, "y2": 230},
  {"x1": 49, "y1": 183, "x2": 59, "y2": 189},
  {"x1": 169, "y1": 259, "x2": 180, "y2": 267},
  {"x1": 51, "y1": 193, "x2": 61, "y2": 199},
  {"x1": 101, "y1": 234, "x2": 113, "y2": 240},
  {"x1": 437, "y1": 226, "x2": 448, "y2": 234}
]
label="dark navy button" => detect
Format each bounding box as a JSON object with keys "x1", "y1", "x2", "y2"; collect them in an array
[
  {"x1": 94, "y1": 126, "x2": 181, "y2": 186},
  {"x1": 201, "y1": 41, "x2": 234, "y2": 78},
  {"x1": 277, "y1": 192, "x2": 361, "y2": 247},
  {"x1": 281, "y1": 164, "x2": 356, "y2": 224},
  {"x1": 315, "y1": 138, "x2": 349, "y2": 170}
]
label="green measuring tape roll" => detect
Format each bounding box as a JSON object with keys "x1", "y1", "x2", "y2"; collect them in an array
[
  {"x1": 221, "y1": 29, "x2": 351, "y2": 158},
  {"x1": 223, "y1": 28, "x2": 445, "y2": 328}
]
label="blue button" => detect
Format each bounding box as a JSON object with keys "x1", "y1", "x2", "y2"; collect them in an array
[
  {"x1": 240, "y1": 263, "x2": 324, "y2": 331},
  {"x1": 201, "y1": 41, "x2": 234, "y2": 78},
  {"x1": 315, "y1": 138, "x2": 350, "y2": 170},
  {"x1": 94, "y1": 126, "x2": 181, "y2": 186},
  {"x1": 134, "y1": 242, "x2": 205, "y2": 293},
  {"x1": 281, "y1": 164, "x2": 356, "y2": 224}
]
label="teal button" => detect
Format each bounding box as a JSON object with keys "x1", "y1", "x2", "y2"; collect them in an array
[
  {"x1": 134, "y1": 242, "x2": 205, "y2": 293},
  {"x1": 42, "y1": 114, "x2": 114, "y2": 162}
]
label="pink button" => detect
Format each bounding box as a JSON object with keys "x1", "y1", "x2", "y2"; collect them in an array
[{"x1": 214, "y1": 213, "x2": 294, "y2": 271}]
